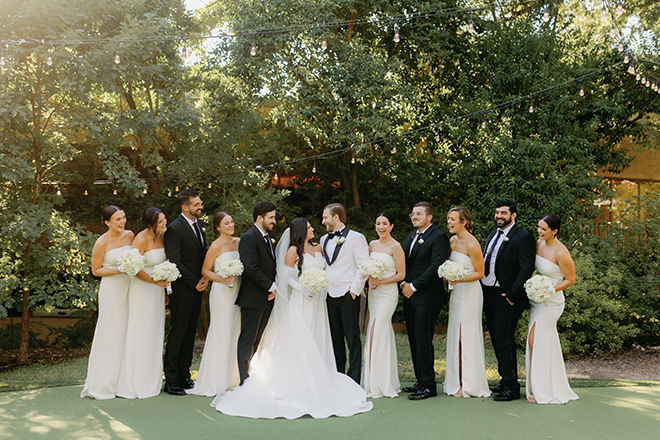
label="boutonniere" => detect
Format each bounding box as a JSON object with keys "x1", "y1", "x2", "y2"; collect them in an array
[
  {"x1": 417, "y1": 238, "x2": 424, "y2": 245},
  {"x1": 202, "y1": 227, "x2": 206, "y2": 232},
  {"x1": 337, "y1": 237, "x2": 346, "y2": 245},
  {"x1": 503, "y1": 237, "x2": 509, "y2": 243},
  {"x1": 271, "y1": 238, "x2": 276, "y2": 245}
]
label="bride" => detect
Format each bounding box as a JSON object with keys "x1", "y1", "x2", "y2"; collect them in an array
[{"x1": 211, "y1": 218, "x2": 372, "y2": 419}]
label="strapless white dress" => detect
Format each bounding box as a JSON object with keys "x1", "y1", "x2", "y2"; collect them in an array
[
  {"x1": 361, "y1": 252, "x2": 400, "y2": 398},
  {"x1": 190, "y1": 251, "x2": 242, "y2": 396},
  {"x1": 211, "y1": 252, "x2": 372, "y2": 419},
  {"x1": 443, "y1": 251, "x2": 491, "y2": 397},
  {"x1": 116, "y1": 248, "x2": 166, "y2": 399},
  {"x1": 525, "y1": 255, "x2": 579, "y2": 404},
  {"x1": 81, "y1": 245, "x2": 131, "y2": 399}
]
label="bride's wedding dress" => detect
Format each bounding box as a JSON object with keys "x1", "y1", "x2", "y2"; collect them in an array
[{"x1": 211, "y1": 230, "x2": 372, "y2": 419}]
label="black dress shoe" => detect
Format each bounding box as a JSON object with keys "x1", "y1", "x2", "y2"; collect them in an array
[
  {"x1": 408, "y1": 388, "x2": 437, "y2": 400},
  {"x1": 493, "y1": 390, "x2": 520, "y2": 401},
  {"x1": 489, "y1": 383, "x2": 504, "y2": 393},
  {"x1": 402, "y1": 382, "x2": 421, "y2": 393},
  {"x1": 180, "y1": 378, "x2": 195, "y2": 389},
  {"x1": 164, "y1": 384, "x2": 186, "y2": 395}
]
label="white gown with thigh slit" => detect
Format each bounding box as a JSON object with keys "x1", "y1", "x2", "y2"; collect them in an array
[
  {"x1": 361, "y1": 252, "x2": 400, "y2": 398},
  {"x1": 443, "y1": 251, "x2": 491, "y2": 398},
  {"x1": 526, "y1": 255, "x2": 579, "y2": 404}
]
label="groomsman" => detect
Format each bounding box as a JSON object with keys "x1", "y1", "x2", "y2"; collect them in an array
[
  {"x1": 235, "y1": 201, "x2": 278, "y2": 385},
  {"x1": 321, "y1": 203, "x2": 369, "y2": 383},
  {"x1": 401, "y1": 202, "x2": 450, "y2": 400},
  {"x1": 481, "y1": 200, "x2": 535, "y2": 401},
  {"x1": 163, "y1": 189, "x2": 208, "y2": 395}
]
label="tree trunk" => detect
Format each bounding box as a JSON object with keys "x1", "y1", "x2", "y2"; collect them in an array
[{"x1": 18, "y1": 288, "x2": 30, "y2": 365}]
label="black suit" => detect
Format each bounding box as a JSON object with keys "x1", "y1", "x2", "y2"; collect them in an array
[
  {"x1": 235, "y1": 225, "x2": 277, "y2": 384},
  {"x1": 163, "y1": 214, "x2": 207, "y2": 388},
  {"x1": 481, "y1": 223, "x2": 535, "y2": 394},
  {"x1": 402, "y1": 224, "x2": 450, "y2": 393}
]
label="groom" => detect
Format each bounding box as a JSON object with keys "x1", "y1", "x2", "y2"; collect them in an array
[
  {"x1": 235, "y1": 201, "x2": 278, "y2": 385},
  {"x1": 321, "y1": 203, "x2": 369, "y2": 383},
  {"x1": 163, "y1": 188, "x2": 208, "y2": 395},
  {"x1": 481, "y1": 200, "x2": 535, "y2": 401},
  {"x1": 401, "y1": 202, "x2": 450, "y2": 400}
]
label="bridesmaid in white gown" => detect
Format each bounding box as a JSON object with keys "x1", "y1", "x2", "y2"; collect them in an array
[
  {"x1": 116, "y1": 208, "x2": 170, "y2": 399},
  {"x1": 81, "y1": 205, "x2": 134, "y2": 399},
  {"x1": 443, "y1": 206, "x2": 491, "y2": 398},
  {"x1": 190, "y1": 211, "x2": 242, "y2": 396},
  {"x1": 211, "y1": 219, "x2": 372, "y2": 419},
  {"x1": 362, "y1": 212, "x2": 404, "y2": 398},
  {"x1": 526, "y1": 213, "x2": 578, "y2": 404}
]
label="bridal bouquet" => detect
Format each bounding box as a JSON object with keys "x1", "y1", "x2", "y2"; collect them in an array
[
  {"x1": 524, "y1": 275, "x2": 555, "y2": 305},
  {"x1": 117, "y1": 248, "x2": 147, "y2": 277},
  {"x1": 217, "y1": 258, "x2": 244, "y2": 287},
  {"x1": 437, "y1": 260, "x2": 467, "y2": 282},
  {"x1": 299, "y1": 267, "x2": 331, "y2": 297},
  {"x1": 151, "y1": 260, "x2": 181, "y2": 293},
  {"x1": 360, "y1": 258, "x2": 386, "y2": 278}
]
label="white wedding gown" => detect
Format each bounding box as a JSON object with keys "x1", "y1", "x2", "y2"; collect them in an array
[
  {"x1": 211, "y1": 248, "x2": 372, "y2": 419},
  {"x1": 190, "y1": 251, "x2": 242, "y2": 396},
  {"x1": 81, "y1": 245, "x2": 131, "y2": 399},
  {"x1": 526, "y1": 255, "x2": 579, "y2": 404},
  {"x1": 116, "y1": 248, "x2": 166, "y2": 399},
  {"x1": 361, "y1": 252, "x2": 400, "y2": 398},
  {"x1": 443, "y1": 251, "x2": 491, "y2": 398}
]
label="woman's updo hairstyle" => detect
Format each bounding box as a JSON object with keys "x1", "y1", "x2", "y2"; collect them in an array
[
  {"x1": 213, "y1": 211, "x2": 230, "y2": 235},
  {"x1": 375, "y1": 212, "x2": 394, "y2": 225},
  {"x1": 102, "y1": 205, "x2": 122, "y2": 224},
  {"x1": 448, "y1": 206, "x2": 474, "y2": 232},
  {"x1": 141, "y1": 207, "x2": 163, "y2": 235},
  {"x1": 540, "y1": 213, "x2": 561, "y2": 238}
]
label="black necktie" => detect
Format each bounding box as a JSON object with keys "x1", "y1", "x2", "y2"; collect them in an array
[
  {"x1": 484, "y1": 230, "x2": 503, "y2": 276},
  {"x1": 264, "y1": 234, "x2": 274, "y2": 258},
  {"x1": 409, "y1": 232, "x2": 420, "y2": 256},
  {"x1": 193, "y1": 222, "x2": 204, "y2": 247}
]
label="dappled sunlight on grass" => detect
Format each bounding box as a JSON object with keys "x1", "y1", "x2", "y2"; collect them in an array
[{"x1": 597, "y1": 387, "x2": 660, "y2": 422}]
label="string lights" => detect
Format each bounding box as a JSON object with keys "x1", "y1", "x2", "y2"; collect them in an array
[
  {"x1": 47, "y1": 46, "x2": 53, "y2": 66},
  {"x1": 114, "y1": 44, "x2": 121, "y2": 64},
  {"x1": 393, "y1": 21, "x2": 400, "y2": 43},
  {"x1": 542, "y1": 2, "x2": 550, "y2": 23},
  {"x1": 250, "y1": 35, "x2": 256, "y2": 56},
  {"x1": 467, "y1": 10, "x2": 475, "y2": 34}
]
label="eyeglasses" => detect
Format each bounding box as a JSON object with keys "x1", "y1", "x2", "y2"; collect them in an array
[{"x1": 409, "y1": 212, "x2": 425, "y2": 218}]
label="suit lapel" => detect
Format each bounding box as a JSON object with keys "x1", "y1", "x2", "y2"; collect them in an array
[
  {"x1": 253, "y1": 225, "x2": 275, "y2": 260},
  {"x1": 181, "y1": 214, "x2": 204, "y2": 250},
  {"x1": 494, "y1": 224, "x2": 518, "y2": 268},
  {"x1": 327, "y1": 227, "x2": 350, "y2": 266},
  {"x1": 410, "y1": 225, "x2": 434, "y2": 260}
]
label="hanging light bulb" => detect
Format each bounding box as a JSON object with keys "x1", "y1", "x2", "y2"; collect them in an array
[
  {"x1": 143, "y1": 188, "x2": 148, "y2": 194},
  {"x1": 175, "y1": 186, "x2": 179, "y2": 192},
  {"x1": 610, "y1": 24, "x2": 616, "y2": 39},
  {"x1": 646, "y1": 78, "x2": 651, "y2": 87},
  {"x1": 113, "y1": 189, "x2": 117, "y2": 195},
  {"x1": 84, "y1": 190, "x2": 88, "y2": 196},
  {"x1": 481, "y1": 119, "x2": 487, "y2": 129},
  {"x1": 47, "y1": 46, "x2": 53, "y2": 66},
  {"x1": 392, "y1": 146, "x2": 397, "y2": 154},
  {"x1": 351, "y1": 152, "x2": 356, "y2": 164},
  {"x1": 56, "y1": 189, "x2": 61, "y2": 196},
  {"x1": 181, "y1": 45, "x2": 188, "y2": 60},
  {"x1": 468, "y1": 10, "x2": 474, "y2": 34},
  {"x1": 435, "y1": 133, "x2": 440, "y2": 142},
  {"x1": 243, "y1": 179, "x2": 247, "y2": 186},
  {"x1": 208, "y1": 182, "x2": 212, "y2": 188},
  {"x1": 312, "y1": 162, "x2": 316, "y2": 173},
  {"x1": 250, "y1": 36, "x2": 257, "y2": 56},
  {"x1": 601, "y1": 2, "x2": 607, "y2": 21},
  {"x1": 617, "y1": 1, "x2": 624, "y2": 16},
  {"x1": 321, "y1": 34, "x2": 327, "y2": 50},
  {"x1": 0, "y1": 49, "x2": 6, "y2": 67},
  {"x1": 624, "y1": 52, "x2": 629, "y2": 64},
  {"x1": 543, "y1": 3, "x2": 550, "y2": 23},
  {"x1": 273, "y1": 172, "x2": 278, "y2": 180},
  {"x1": 618, "y1": 40, "x2": 624, "y2": 52},
  {"x1": 393, "y1": 21, "x2": 400, "y2": 43},
  {"x1": 629, "y1": 62, "x2": 635, "y2": 75},
  {"x1": 636, "y1": 72, "x2": 641, "y2": 81},
  {"x1": 579, "y1": 83, "x2": 585, "y2": 97},
  {"x1": 114, "y1": 46, "x2": 121, "y2": 64},
  {"x1": 529, "y1": 101, "x2": 534, "y2": 113}
]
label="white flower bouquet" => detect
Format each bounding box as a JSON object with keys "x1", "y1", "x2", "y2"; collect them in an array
[
  {"x1": 299, "y1": 267, "x2": 331, "y2": 297},
  {"x1": 152, "y1": 260, "x2": 181, "y2": 293},
  {"x1": 360, "y1": 258, "x2": 386, "y2": 278},
  {"x1": 437, "y1": 261, "x2": 468, "y2": 282},
  {"x1": 117, "y1": 248, "x2": 147, "y2": 277},
  {"x1": 217, "y1": 258, "x2": 244, "y2": 287},
  {"x1": 524, "y1": 274, "x2": 555, "y2": 305}
]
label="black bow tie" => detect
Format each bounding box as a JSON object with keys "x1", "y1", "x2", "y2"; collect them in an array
[{"x1": 328, "y1": 231, "x2": 342, "y2": 238}]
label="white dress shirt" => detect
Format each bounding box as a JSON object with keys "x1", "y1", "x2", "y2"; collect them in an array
[{"x1": 481, "y1": 221, "x2": 515, "y2": 287}]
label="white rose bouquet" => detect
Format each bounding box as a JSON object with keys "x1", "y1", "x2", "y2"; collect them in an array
[
  {"x1": 360, "y1": 258, "x2": 386, "y2": 278},
  {"x1": 437, "y1": 260, "x2": 468, "y2": 283},
  {"x1": 217, "y1": 258, "x2": 244, "y2": 287},
  {"x1": 117, "y1": 248, "x2": 147, "y2": 277},
  {"x1": 299, "y1": 267, "x2": 331, "y2": 297},
  {"x1": 151, "y1": 260, "x2": 181, "y2": 293},
  {"x1": 524, "y1": 274, "x2": 555, "y2": 305}
]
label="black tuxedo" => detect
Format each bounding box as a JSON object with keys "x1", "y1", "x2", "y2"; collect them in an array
[
  {"x1": 163, "y1": 214, "x2": 207, "y2": 388},
  {"x1": 402, "y1": 224, "x2": 450, "y2": 393},
  {"x1": 481, "y1": 223, "x2": 535, "y2": 394},
  {"x1": 235, "y1": 225, "x2": 277, "y2": 384}
]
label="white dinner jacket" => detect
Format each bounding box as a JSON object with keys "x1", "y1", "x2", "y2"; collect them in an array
[{"x1": 321, "y1": 229, "x2": 370, "y2": 298}]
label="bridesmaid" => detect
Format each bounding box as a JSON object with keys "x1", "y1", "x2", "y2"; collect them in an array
[
  {"x1": 526, "y1": 213, "x2": 579, "y2": 404},
  {"x1": 190, "y1": 212, "x2": 241, "y2": 396},
  {"x1": 81, "y1": 205, "x2": 133, "y2": 399},
  {"x1": 443, "y1": 206, "x2": 490, "y2": 398},
  {"x1": 362, "y1": 212, "x2": 405, "y2": 398},
  {"x1": 116, "y1": 207, "x2": 170, "y2": 399}
]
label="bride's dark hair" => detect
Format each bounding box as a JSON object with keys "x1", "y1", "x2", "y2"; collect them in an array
[{"x1": 289, "y1": 218, "x2": 309, "y2": 276}]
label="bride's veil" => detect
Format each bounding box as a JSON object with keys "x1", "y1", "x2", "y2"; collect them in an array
[{"x1": 274, "y1": 227, "x2": 291, "y2": 303}]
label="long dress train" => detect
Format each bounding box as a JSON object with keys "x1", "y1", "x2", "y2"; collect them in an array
[
  {"x1": 190, "y1": 251, "x2": 241, "y2": 396},
  {"x1": 116, "y1": 248, "x2": 166, "y2": 399},
  {"x1": 443, "y1": 251, "x2": 491, "y2": 397},
  {"x1": 526, "y1": 255, "x2": 579, "y2": 404},
  {"x1": 361, "y1": 252, "x2": 400, "y2": 398},
  {"x1": 81, "y1": 245, "x2": 132, "y2": 399},
  {"x1": 211, "y1": 233, "x2": 372, "y2": 419}
]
